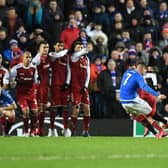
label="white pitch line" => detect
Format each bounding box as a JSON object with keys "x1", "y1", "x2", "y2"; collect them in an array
[{"x1": 0, "y1": 154, "x2": 168, "y2": 160}]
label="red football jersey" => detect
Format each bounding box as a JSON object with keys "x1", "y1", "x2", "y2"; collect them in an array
[
  {"x1": 10, "y1": 63, "x2": 38, "y2": 95},
  {"x1": 32, "y1": 54, "x2": 50, "y2": 86},
  {"x1": 51, "y1": 55, "x2": 69, "y2": 86},
  {"x1": 70, "y1": 55, "x2": 90, "y2": 90}
]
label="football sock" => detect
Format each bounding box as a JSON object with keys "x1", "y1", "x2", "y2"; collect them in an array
[
  {"x1": 152, "y1": 121, "x2": 163, "y2": 132},
  {"x1": 83, "y1": 116, "x2": 90, "y2": 131},
  {"x1": 141, "y1": 118, "x2": 157, "y2": 135},
  {"x1": 30, "y1": 114, "x2": 37, "y2": 132},
  {"x1": 5, "y1": 120, "x2": 13, "y2": 135},
  {"x1": 23, "y1": 117, "x2": 29, "y2": 133},
  {"x1": 38, "y1": 112, "x2": 45, "y2": 130},
  {"x1": 50, "y1": 110, "x2": 56, "y2": 129},
  {"x1": 62, "y1": 111, "x2": 69, "y2": 129},
  {"x1": 0, "y1": 117, "x2": 6, "y2": 135},
  {"x1": 70, "y1": 117, "x2": 77, "y2": 132},
  {"x1": 153, "y1": 113, "x2": 167, "y2": 125}
]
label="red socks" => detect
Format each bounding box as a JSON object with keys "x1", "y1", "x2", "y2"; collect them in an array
[
  {"x1": 83, "y1": 116, "x2": 90, "y2": 131},
  {"x1": 62, "y1": 111, "x2": 69, "y2": 129}
]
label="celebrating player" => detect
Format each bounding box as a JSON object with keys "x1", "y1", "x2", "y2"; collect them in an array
[
  {"x1": 32, "y1": 41, "x2": 51, "y2": 136},
  {"x1": 69, "y1": 41, "x2": 91, "y2": 137},
  {"x1": 49, "y1": 40, "x2": 71, "y2": 137},
  {"x1": 10, "y1": 51, "x2": 39, "y2": 136}
]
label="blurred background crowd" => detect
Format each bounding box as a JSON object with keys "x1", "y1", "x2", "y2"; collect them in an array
[{"x1": 1, "y1": 0, "x2": 168, "y2": 119}]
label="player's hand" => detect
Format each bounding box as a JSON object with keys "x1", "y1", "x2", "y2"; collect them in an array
[
  {"x1": 61, "y1": 83, "x2": 69, "y2": 91},
  {"x1": 157, "y1": 94, "x2": 167, "y2": 100},
  {"x1": 81, "y1": 86, "x2": 88, "y2": 93}
]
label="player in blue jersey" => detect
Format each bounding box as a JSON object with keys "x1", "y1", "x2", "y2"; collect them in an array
[
  {"x1": 0, "y1": 86, "x2": 17, "y2": 136},
  {"x1": 120, "y1": 62, "x2": 167, "y2": 138}
]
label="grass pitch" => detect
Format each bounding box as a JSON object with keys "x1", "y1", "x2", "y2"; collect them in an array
[{"x1": 0, "y1": 136, "x2": 168, "y2": 168}]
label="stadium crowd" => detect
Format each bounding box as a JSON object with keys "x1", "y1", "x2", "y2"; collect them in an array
[{"x1": 1, "y1": 0, "x2": 168, "y2": 136}]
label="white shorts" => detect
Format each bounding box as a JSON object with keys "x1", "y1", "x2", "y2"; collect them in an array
[{"x1": 121, "y1": 97, "x2": 152, "y2": 116}]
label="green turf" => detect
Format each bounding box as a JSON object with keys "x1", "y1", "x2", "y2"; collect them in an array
[{"x1": 0, "y1": 136, "x2": 168, "y2": 168}]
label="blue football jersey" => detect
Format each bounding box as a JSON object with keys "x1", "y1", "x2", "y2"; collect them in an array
[
  {"x1": 120, "y1": 69, "x2": 159, "y2": 101},
  {"x1": 0, "y1": 90, "x2": 15, "y2": 107}
]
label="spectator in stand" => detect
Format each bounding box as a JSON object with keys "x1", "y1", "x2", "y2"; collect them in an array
[
  {"x1": 159, "y1": 48, "x2": 168, "y2": 116},
  {"x1": 74, "y1": 10, "x2": 87, "y2": 29},
  {"x1": 86, "y1": 41, "x2": 95, "y2": 63},
  {"x1": 0, "y1": 0, "x2": 8, "y2": 21},
  {"x1": 2, "y1": 6, "x2": 23, "y2": 38},
  {"x1": 142, "y1": 31, "x2": 154, "y2": 51},
  {"x1": 74, "y1": 28, "x2": 91, "y2": 48},
  {"x1": 48, "y1": 40, "x2": 71, "y2": 137},
  {"x1": 15, "y1": 25, "x2": 27, "y2": 40},
  {"x1": 120, "y1": 0, "x2": 141, "y2": 28},
  {"x1": 112, "y1": 12, "x2": 127, "y2": 30},
  {"x1": 109, "y1": 21, "x2": 123, "y2": 48},
  {"x1": 72, "y1": 0, "x2": 89, "y2": 22},
  {"x1": 86, "y1": 23, "x2": 108, "y2": 57},
  {"x1": 107, "y1": 3, "x2": 117, "y2": 30},
  {"x1": 110, "y1": 49, "x2": 125, "y2": 76},
  {"x1": 114, "y1": 41, "x2": 128, "y2": 60},
  {"x1": 69, "y1": 41, "x2": 91, "y2": 137},
  {"x1": 91, "y1": 4, "x2": 110, "y2": 35},
  {"x1": 120, "y1": 29, "x2": 135, "y2": 48},
  {"x1": 10, "y1": 51, "x2": 39, "y2": 137},
  {"x1": 89, "y1": 56, "x2": 106, "y2": 118},
  {"x1": 44, "y1": 0, "x2": 64, "y2": 46},
  {"x1": 15, "y1": 25, "x2": 29, "y2": 51},
  {"x1": 32, "y1": 41, "x2": 51, "y2": 136},
  {"x1": 129, "y1": 16, "x2": 143, "y2": 43},
  {"x1": 148, "y1": 46, "x2": 163, "y2": 72},
  {"x1": 125, "y1": 47, "x2": 137, "y2": 70},
  {"x1": 156, "y1": 1, "x2": 168, "y2": 29},
  {"x1": 25, "y1": 0, "x2": 44, "y2": 31},
  {"x1": 138, "y1": 0, "x2": 154, "y2": 19},
  {"x1": 149, "y1": 46, "x2": 162, "y2": 70},
  {"x1": 0, "y1": 26, "x2": 9, "y2": 53},
  {"x1": 26, "y1": 27, "x2": 47, "y2": 56},
  {"x1": 158, "y1": 26, "x2": 168, "y2": 50},
  {"x1": 97, "y1": 58, "x2": 127, "y2": 118},
  {"x1": 135, "y1": 42, "x2": 149, "y2": 65},
  {"x1": 140, "y1": 10, "x2": 159, "y2": 43},
  {"x1": 60, "y1": 17, "x2": 80, "y2": 49},
  {"x1": 3, "y1": 39, "x2": 23, "y2": 69}
]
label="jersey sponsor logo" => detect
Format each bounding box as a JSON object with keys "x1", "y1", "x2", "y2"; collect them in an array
[{"x1": 23, "y1": 77, "x2": 32, "y2": 80}]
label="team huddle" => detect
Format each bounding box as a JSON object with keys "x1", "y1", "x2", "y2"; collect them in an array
[{"x1": 0, "y1": 40, "x2": 91, "y2": 137}]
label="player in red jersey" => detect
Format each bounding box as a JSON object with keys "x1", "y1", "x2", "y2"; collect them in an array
[
  {"x1": 138, "y1": 78, "x2": 168, "y2": 137},
  {"x1": 10, "y1": 51, "x2": 39, "y2": 137},
  {"x1": 49, "y1": 40, "x2": 71, "y2": 137},
  {"x1": 32, "y1": 41, "x2": 51, "y2": 136},
  {"x1": 69, "y1": 41, "x2": 91, "y2": 137}
]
